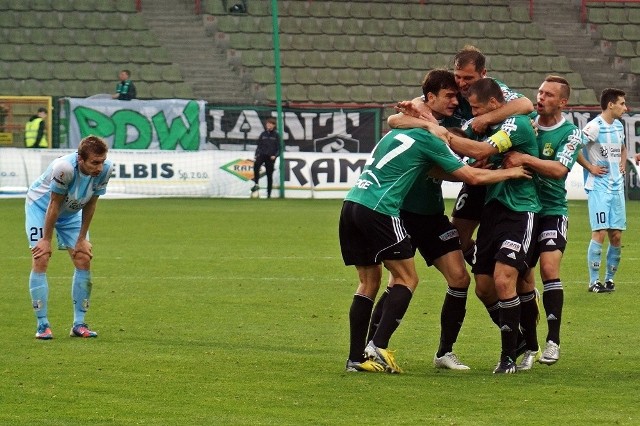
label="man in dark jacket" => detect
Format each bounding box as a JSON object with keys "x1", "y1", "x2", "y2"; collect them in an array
[{"x1": 252, "y1": 117, "x2": 280, "y2": 198}]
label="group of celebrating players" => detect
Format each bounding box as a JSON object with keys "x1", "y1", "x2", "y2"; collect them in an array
[{"x1": 339, "y1": 45, "x2": 629, "y2": 374}]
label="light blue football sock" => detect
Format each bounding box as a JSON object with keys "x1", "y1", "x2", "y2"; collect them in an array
[
  {"x1": 72, "y1": 268, "x2": 92, "y2": 326},
  {"x1": 604, "y1": 245, "x2": 621, "y2": 282},
  {"x1": 587, "y1": 240, "x2": 602, "y2": 284},
  {"x1": 29, "y1": 271, "x2": 49, "y2": 327}
]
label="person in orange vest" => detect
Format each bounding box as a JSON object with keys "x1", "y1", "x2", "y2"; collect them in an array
[{"x1": 25, "y1": 107, "x2": 48, "y2": 148}]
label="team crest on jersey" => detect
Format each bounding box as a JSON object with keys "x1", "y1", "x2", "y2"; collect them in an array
[
  {"x1": 500, "y1": 240, "x2": 521, "y2": 252},
  {"x1": 439, "y1": 229, "x2": 459, "y2": 242},
  {"x1": 600, "y1": 146, "x2": 608, "y2": 157},
  {"x1": 543, "y1": 143, "x2": 554, "y2": 157},
  {"x1": 53, "y1": 171, "x2": 65, "y2": 184}
]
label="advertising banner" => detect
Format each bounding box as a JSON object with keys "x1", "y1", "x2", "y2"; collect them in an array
[
  {"x1": 63, "y1": 98, "x2": 207, "y2": 150},
  {"x1": 206, "y1": 105, "x2": 381, "y2": 153},
  {"x1": 0, "y1": 148, "x2": 608, "y2": 200}
]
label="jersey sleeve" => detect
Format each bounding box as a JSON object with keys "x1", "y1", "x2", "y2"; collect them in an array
[
  {"x1": 582, "y1": 119, "x2": 599, "y2": 143},
  {"x1": 94, "y1": 161, "x2": 114, "y2": 196},
  {"x1": 556, "y1": 128, "x2": 585, "y2": 170},
  {"x1": 49, "y1": 159, "x2": 74, "y2": 195}
]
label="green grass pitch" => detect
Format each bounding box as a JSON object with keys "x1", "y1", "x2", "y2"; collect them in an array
[{"x1": 1, "y1": 197, "x2": 639, "y2": 424}]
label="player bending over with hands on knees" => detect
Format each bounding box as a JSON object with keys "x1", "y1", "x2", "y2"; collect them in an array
[{"x1": 26, "y1": 135, "x2": 113, "y2": 339}]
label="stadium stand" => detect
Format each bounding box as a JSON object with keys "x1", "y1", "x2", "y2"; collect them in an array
[
  {"x1": 1, "y1": 0, "x2": 638, "y2": 105},
  {"x1": 0, "y1": 0, "x2": 192, "y2": 100},
  {"x1": 199, "y1": 0, "x2": 615, "y2": 105}
]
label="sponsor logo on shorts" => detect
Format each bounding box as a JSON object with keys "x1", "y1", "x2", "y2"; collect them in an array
[
  {"x1": 500, "y1": 240, "x2": 522, "y2": 252},
  {"x1": 439, "y1": 229, "x2": 459, "y2": 241},
  {"x1": 538, "y1": 230, "x2": 558, "y2": 241}
]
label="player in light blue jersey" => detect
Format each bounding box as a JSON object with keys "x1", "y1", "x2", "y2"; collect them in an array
[
  {"x1": 577, "y1": 88, "x2": 628, "y2": 293},
  {"x1": 25, "y1": 135, "x2": 113, "y2": 339}
]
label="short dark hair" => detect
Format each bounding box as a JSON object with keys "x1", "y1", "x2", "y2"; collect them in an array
[
  {"x1": 265, "y1": 117, "x2": 276, "y2": 126},
  {"x1": 599, "y1": 88, "x2": 626, "y2": 111},
  {"x1": 78, "y1": 135, "x2": 108, "y2": 160},
  {"x1": 454, "y1": 45, "x2": 486, "y2": 73},
  {"x1": 422, "y1": 69, "x2": 457, "y2": 99},
  {"x1": 467, "y1": 78, "x2": 504, "y2": 104},
  {"x1": 37, "y1": 107, "x2": 47, "y2": 113},
  {"x1": 121, "y1": 69, "x2": 131, "y2": 77},
  {"x1": 544, "y1": 75, "x2": 571, "y2": 100}
]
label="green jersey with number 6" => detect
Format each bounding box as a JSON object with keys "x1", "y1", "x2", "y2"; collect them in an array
[
  {"x1": 535, "y1": 116, "x2": 585, "y2": 216},
  {"x1": 345, "y1": 128, "x2": 464, "y2": 217},
  {"x1": 464, "y1": 114, "x2": 541, "y2": 213}
]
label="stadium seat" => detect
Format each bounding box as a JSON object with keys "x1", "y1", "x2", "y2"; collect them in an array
[
  {"x1": 387, "y1": 52, "x2": 407, "y2": 70},
  {"x1": 281, "y1": 51, "x2": 305, "y2": 68},
  {"x1": 489, "y1": 55, "x2": 510, "y2": 72},
  {"x1": 608, "y1": 8, "x2": 628, "y2": 24},
  {"x1": 370, "y1": 4, "x2": 392, "y2": 20},
  {"x1": 328, "y1": 1, "x2": 350, "y2": 18},
  {"x1": 17, "y1": 79, "x2": 43, "y2": 96},
  {"x1": 284, "y1": 1, "x2": 308, "y2": 17},
  {"x1": 623, "y1": 25, "x2": 640, "y2": 41},
  {"x1": 491, "y1": 7, "x2": 511, "y2": 22},
  {"x1": 549, "y1": 56, "x2": 572, "y2": 73},
  {"x1": 316, "y1": 68, "x2": 337, "y2": 85},
  {"x1": 538, "y1": 39, "x2": 558, "y2": 56},
  {"x1": 62, "y1": 12, "x2": 86, "y2": 29},
  {"x1": 139, "y1": 64, "x2": 164, "y2": 82},
  {"x1": 361, "y1": 20, "x2": 382, "y2": 36},
  {"x1": 371, "y1": 85, "x2": 394, "y2": 103},
  {"x1": 358, "y1": 69, "x2": 379, "y2": 86},
  {"x1": 307, "y1": 84, "x2": 327, "y2": 102},
  {"x1": 9, "y1": 62, "x2": 31, "y2": 79},
  {"x1": 325, "y1": 51, "x2": 348, "y2": 69},
  {"x1": 601, "y1": 24, "x2": 623, "y2": 41},
  {"x1": 150, "y1": 82, "x2": 174, "y2": 99},
  {"x1": 337, "y1": 68, "x2": 360, "y2": 85},
  {"x1": 173, "y1": 82, "x2": 194, "y2": 99},
  {"x1": 95, "y1": 65, "x2": 117, "y2": 82},
  {"x1": 104, "y1": 13, "x2": 129, "y2": 31},
  {"x1": 483, "y1": 23, "x2": 504, "y2": 39},
  {"x1": 366, "y1": 52, "x2": 386, "y2": 69},
  {"x1": 389, "y1": 4, "x2": 413, "y2": 20},
  {"x1": 430, "y1": 5, "x2": 451, "y2": 21},
  {"x1": 51, "y1": 62, "x2": 75, "y2": 80},
  {"x1": 319, "y1": 18, "x2": 342, "y2": 35},
  {"x1": 162, "y1": 65, "x2": 184, "y2": 83},
  {"x1": 29, "y1": 62, "x2": 52, "y2": 81},
  {"x1": 304, "y1": 1, "x2": 332, "y2": 18},
  {"x1": 382, "y1": 20, "x2": 403, "y2": 36},
  {"x1": 565, "y1": 72, "x2": 586, "y2": 89},
  {"x1": 376, "y1": 37, "x2": 396, "y2": 52},
  {"x1": 294, "y1": 68, "x2": 317, "y2": 85},
  {"x1": 84, "y1": 13, "x2": 104, "y2": 30},
  {"x1": 276, "y1": 67, "x2": 294, "y2": 85},
  {"x1": 0, "y1": 11, "x2": 18, "y2": 28},
  {"x1": 354, "y1": 36, "x2": 376, "y2": 52},
  {"x1": 516, "y1": 39, "x2": 539, "y2": 56},
  {"x1": 73, "y1": 0, "x2": 98, "y2": 12},
  {"x1": 6, "y1": 0, "x2": 29, "y2": 11},
  {"x1": 304, "y1": 51, "x2": 325, "y2": 68},
  {"x1": 511, "y1": 6, "x2": 531, "y2": 23},
  {"x1": 115, "y1": 0, "x2": 137, "y2": 13},
  {"x1": 416, "y1": 38, "x2": 437, "y2": 54},
  {"x1": 587, "y1": 7, "x2": 608, "y2": 24},
  {"x1": 74, "y1": 63, "x2": 96, "y2": 81},
  {"x1": 350, "y1": 3, "x2": 372, "y2": 19},
  {"x1": 629, "y1": 8, "x2": 640, "y2": 25},
  {"x1": 284, "y1": 84, "x2": 307, "y2": 102},
  {"x1": 463, "y1": 23, "x2": 485, "y2": 39},
  {"x1": 616, "y1": 40, "x2": 636, "y2": 58},
  {"x1": 51, "y1": 28, "x2": 73, "y2": 45},
  {"x1": 349, "y1": 85, "x2": 372, "y2": 103},
  {"x1": 125, "y1": 14, "x2": 148, "y2": 31},
  {"x1": 510, "y1": 56, "x2": 530, "y2": 72},
  {"x1": 251, "y1": 67, "x2": 275, "y2": 85},
  {"x1": 40, "y1": 45, "x2": 64, "y2": 62},
  {"x1": 20, "y1": 12, "x2": 40, "y2": 28},
  {"x1": 52, "y1": 1, "x2": 74, "y2": 12},
  {"x1": 136, "y1": 31, "x2": 161, "y2": 48},
  {"x1": 40, "y1": 13, "x2": 63, "y2": 29},
  {"x1": 332, "y1": 34, "x2": 354, "y2": 52},
  {"x1": 395, "y1": 37, "x2": 416, "y2": 54}
]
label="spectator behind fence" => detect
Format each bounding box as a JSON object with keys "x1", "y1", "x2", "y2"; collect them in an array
[
  {"x1": 25, "y1": 107, "x2": 48, "y2": 148},
  {"x1": 112, "y1": 69, "x2": 137, "y2": 100}
]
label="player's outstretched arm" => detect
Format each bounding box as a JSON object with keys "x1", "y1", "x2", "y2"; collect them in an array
[
  {"x1": 503, "y1": 151, "x2": 569, "y2": 179},
  {"x1": 453, "y1": 164, "x2": 531, "y2": 185},
  {"x1": 448, "y1": 132, "x2": 497, "y2": 160},
  {"x1": 471, "y1": 97, "x2": 534, "y2": 134}
]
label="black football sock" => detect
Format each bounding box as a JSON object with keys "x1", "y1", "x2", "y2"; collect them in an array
[
  {"x1": 366, "y1": 286, "x2": 390, "y2": 343},
  {"x1": 499, "y1": 296, "x2": 521, "y2": 361},
  {"x1": 542, "y1": 279, "x2": 563, "y2": 345},
  {"x1": 348, "y1": 294, "x2": 374, "y2": 362},
  {"x1": 372, "y1": 284, "x2": 413, "y2": 349},
  {"x1": 485, "y1": 301, "x2": 500, "y2": 327},
  {"x1": 437, "y1": 286, "x2": 468, "y2": 357},
  {"x1": 518, "y1": 290, "x2": 539, "y2": 351}
]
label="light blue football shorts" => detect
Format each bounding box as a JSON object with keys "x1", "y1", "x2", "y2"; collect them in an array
[
  {"x1": 25, "y1": 204, "x2": 87, "y2": 250},
  {"x1": 587, "y1": 189, "x2": 626, "y2": 231}
]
